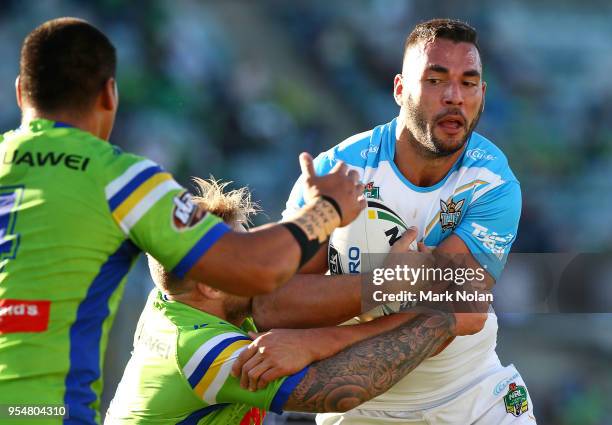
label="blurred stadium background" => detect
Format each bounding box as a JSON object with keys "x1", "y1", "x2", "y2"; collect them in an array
[{"x1": 2, "y1": 0, "x2": 612, "y2": 424}]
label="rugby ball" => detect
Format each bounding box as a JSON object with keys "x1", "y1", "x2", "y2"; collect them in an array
[{"x1": 328, "y1": 200, "x2": 416, "y2": 323}]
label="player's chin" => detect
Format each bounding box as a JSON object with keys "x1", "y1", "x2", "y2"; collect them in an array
[
  {"x1": 436, "y1": 138, "x2": 465, "y2": 156},
  {"x1": 432, "y1": 136, "x2": 466, "y2": 156}
]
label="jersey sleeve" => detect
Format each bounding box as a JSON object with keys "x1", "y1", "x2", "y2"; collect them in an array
[
  {"x1": 104, "y1": 153, "x2": 230, "y2": 278},
  {"x1": 281, "y1": 151, "x2": 337, "y2": 220},
  {"x1": 179, "y1": 331, "x2": 309, "y2": 414},
  {"x1": 453, "y1": 181, "x2": 522, "y2": 280}
]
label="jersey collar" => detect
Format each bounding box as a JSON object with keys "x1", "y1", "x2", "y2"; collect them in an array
[
  {"x1": 18, "y1": 118, "x2": 73, "y2": 133},
  {"x1": 384, "y1": 117, "x2": 471, "y2": 193}
]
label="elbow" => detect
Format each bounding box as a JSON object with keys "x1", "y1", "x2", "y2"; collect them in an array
[
  {"x1": 243, "y1": 239, "x2": 300, "y2": 295},
  {"x1": 243, "y1": 265, "x2": 290, "y2": 296},
  {"x1": 454, "y1": 312, "x2": 488, "y2": 336},
  {"x1": 324, "y1": 395, "x2": 368, "y2": 413},
  {"x1": 335, "y1": 399, "x2": 362, "y2": 413}
]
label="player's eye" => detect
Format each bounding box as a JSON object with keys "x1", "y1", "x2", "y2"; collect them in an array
[
  {"x1": 427, "y1": 78, "x2": 442, "y2": 85},
  {"x1": 463, "y1": 81, "x2": 478, "y2": 87}
]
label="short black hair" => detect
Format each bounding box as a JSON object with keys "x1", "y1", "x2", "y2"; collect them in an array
[
  {"x1": 404, "y1": 19, "x2": 480, "y2": 55},
  {"x1": 19, "y1": 17, "x2": 116, "y2": 113}
]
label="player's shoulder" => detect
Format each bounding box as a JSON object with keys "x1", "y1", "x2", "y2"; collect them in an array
[
  {"x1": 145, "y1": 293, "x2": 244, "y2": 368},
  {"x1": 314, "y1": 119, "x2": 396, "y2": 173},
  {"x1": 177, "y1": 323, "x2": 250, "y2": 389},
  {"x1": 98, "y1": 145, "x2": 173, "y2": 203},
  {"x1": 460, "y1": 132, "x2": 519, "y2": 184},
  {"x1": 175, "y1": 315, "x2": 250, "y2": 371},
  {"x1": 0, "y1": 128, "x2": 12, "y2": 143},
  {"x1": 96, "y1": 143, "x2": 153, "y2": 176},
  {"x1": 314, "y1": 129, "x2": 373, "y2": 173}
]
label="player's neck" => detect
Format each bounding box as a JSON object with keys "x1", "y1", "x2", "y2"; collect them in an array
[
  {"x1": 394, "y1": 126, "x2": 464, "y2": 188},
  {"x1": 169, "y1": 293, "x2": 240, "y2": 325},
  {"x1": 21, "y1": 107, "x2": 106, "y2": 140}
]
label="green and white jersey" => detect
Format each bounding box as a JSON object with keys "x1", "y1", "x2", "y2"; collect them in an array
[
  {"x1": 0, "y1": 119, "x2": 230, "y2": 424},
  {"x1": 105, "y1": 290, "x2": 307, "y2": 425}
]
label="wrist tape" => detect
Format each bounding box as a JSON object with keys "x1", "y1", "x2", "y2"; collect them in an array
[{"x1": 282, "y1": 196, "x2": 342, "y2": 267}]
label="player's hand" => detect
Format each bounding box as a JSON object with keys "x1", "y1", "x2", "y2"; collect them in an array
[
  {"x1": 389, "y1": 226, "x2": 419, "y2": 254},
  {"x1": 299, "y1": 152, "x2": 365, "y2": 226},
  {"x1": 381, "y1": 227, "x2": 424, "y2": 281},
  {"x1": 417, "y1": 242, "x2": 433, "y2": 253},
  {"x1": 231, "y1": 329, "x2": 316, "y2": 391},
  {"x1": 360, "y1": 227, "x2": 422, "y2": 312}
]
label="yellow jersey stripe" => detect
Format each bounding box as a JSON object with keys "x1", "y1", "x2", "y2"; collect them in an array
[
  {"x1": 112, "y1": 172, "x2": 173, "y2": 223},
  {"x1": 193, "y1": 339, "x2": 251, "y2": 399}
]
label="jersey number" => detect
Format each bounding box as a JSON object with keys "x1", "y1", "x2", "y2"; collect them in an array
[{"x1": 0, "y1": 186, "x2": 24, "y2": 270}]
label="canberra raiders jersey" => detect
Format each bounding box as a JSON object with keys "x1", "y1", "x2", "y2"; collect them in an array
[
  {"x1": 106, "y1": 290, "x2": 307, "y2": 425},
  {"x1": 0, "y1": 119, "x2": 230, "y2": 424},
  {"x1": 283, "y1": 117, "x2": 521, "y2": 409}
]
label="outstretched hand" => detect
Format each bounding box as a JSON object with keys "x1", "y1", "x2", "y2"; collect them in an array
[{"x1": 299, "y1": 152, "x2": 366, "y2": 226}]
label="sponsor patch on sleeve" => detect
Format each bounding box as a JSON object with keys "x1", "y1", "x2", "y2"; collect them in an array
[{"x1": 172, "y1": 192, "x2": 207, "y2": 231}]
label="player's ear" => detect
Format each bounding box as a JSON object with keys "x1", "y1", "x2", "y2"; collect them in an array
[
  {"x1": 393, "y1": 74, "x2": 404, "y2": 107},
  {"x1": 15, "y1": 75, "x2": 23, "y2": 109},
  {"x1": 481, "y1": 81, "x2": 487, "y2": 113},
  {"x1": 100, "y1": 78, "x2": 118, "y2": 112},
  {"x1": 196, "y1": 282, "x2": 223, "y2": 300}
]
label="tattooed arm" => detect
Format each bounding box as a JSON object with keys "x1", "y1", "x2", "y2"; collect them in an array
[{"x1": 283, "y1": 312, "x2": 455, "y2": 413}]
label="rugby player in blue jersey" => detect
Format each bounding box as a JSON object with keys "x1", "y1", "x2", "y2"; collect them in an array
[{"x1": 238, "y1": 19, "x2": 536, "y2": 425}]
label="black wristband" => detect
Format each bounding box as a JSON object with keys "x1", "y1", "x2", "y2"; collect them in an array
[
  {"x1": 321, "y1": 195, "x2": 343, "y2": 220},
  {"x1": 282, "y1": 222, "x2": 322, "y2": 268}
]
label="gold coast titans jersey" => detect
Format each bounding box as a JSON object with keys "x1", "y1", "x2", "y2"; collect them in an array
[{"x1": 283, "y1": 117, "x2": 521, "y2": 410}]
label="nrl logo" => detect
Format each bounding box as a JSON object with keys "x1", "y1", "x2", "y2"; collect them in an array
[
  {"x1": 504, "y1": 382, "x2": 529, "y2": 417},
  {"x1": 364, "y1": 182, "x2": 380, "y2": 199},
  {"x1": 439, "y1": 198, "x2": 464, "y2": 231}
]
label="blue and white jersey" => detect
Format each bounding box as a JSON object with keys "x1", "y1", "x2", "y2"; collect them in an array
[
  {"x1": 284, "y1": 117, "x2": 521, "y2": 280},
  {"x1": 283, "y1": 118, "x2": 522, "y2": 411}
]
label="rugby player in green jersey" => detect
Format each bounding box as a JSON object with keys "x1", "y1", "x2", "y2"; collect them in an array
[
  {"x1": 0, "y1": 18, "x2": 365, "y2": 424},
  {"x1": 106, "y1": 178, "x2": 482, "y2": 425}
]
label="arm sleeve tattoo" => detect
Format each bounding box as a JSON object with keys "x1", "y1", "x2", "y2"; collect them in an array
[{"x1": 284, "y1": 312, "x2": 455, "y2": 413}]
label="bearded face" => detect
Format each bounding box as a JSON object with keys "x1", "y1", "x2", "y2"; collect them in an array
[
  {"x1": 396, "y1": 38, "x2": 486, "y2": 157},
  {"x1": 405, "y1": 93, "x2": 483, "y2": 157}
]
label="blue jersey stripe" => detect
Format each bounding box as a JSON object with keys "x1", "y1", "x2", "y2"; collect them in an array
[
  {"x1": 176, "y1": 403, "x2": 229, "y2": 425},
  {"x1": 108, "y1": 165, "x2": 163, "y2": 211},
  {"x1": 172, "y1": 222, "x2": 230, "y2": 279},
  {"x1": 53, "y1": 122, "x2": 74, "y2": 128},
  {"x1": 63, "y1": 239, "x2": 141, "y2": 425},
  {"x1": 187, "y1": 335, "x2": 250, "y2": 388},
  {"x1": 269, "y1": 366, "x2": 309, "y2": 414}
]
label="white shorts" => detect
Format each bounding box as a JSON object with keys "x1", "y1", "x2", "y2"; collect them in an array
[{"x1": 316, "y1": 364, "x2": 536, "y2": 425}]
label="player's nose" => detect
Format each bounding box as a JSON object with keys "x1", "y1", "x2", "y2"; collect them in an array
[{"x1": 442, "y1": 82, "x2": 464, "y2": 106}]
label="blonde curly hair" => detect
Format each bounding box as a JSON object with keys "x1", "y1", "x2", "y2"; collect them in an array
[
  {"x1": 148, "y1": 177, "x2": 259, "y2": 292},
  {"x1": 190, "y1": 177, "x2": 258, "y2": 226}
]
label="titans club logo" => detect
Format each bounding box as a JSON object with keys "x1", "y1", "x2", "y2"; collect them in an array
[{"x1": 439, "y1": 198, "x2": 464, "y2": 231}]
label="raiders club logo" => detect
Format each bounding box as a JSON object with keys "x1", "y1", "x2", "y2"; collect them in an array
[
  {"x1": 439, "y1": 198, "x2": 464, "y2": 231},
  {"x1": 172, "y1": 192, "x2": 206, "y2": 231}
]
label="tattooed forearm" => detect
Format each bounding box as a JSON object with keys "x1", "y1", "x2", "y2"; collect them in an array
[{"x1": 283, "y1": 312, "x2": 455, "y2": 413}]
